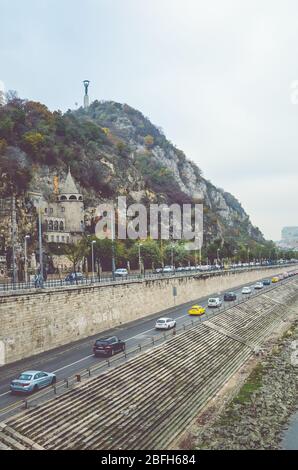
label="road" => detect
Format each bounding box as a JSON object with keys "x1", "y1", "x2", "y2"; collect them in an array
[{"x1": 0, "y1": 271, "x2": 294, "y2": 415}]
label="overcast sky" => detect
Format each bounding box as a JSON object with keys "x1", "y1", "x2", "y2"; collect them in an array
[{"x1": 1, "y1": 0, "x2": 298, "y2": 240}]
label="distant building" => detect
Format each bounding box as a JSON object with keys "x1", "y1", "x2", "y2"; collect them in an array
[
  {"x1": 29, "y1": 169, "x2": 85, "y2": 245},
  {"x1": 278, "y1": 226, "x2": 298, "y2": 250},
  {"x1": 282, "y1": 227, "x2": 298, "y2": 241}
]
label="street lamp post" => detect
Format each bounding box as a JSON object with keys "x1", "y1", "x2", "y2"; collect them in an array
[
  {"x1": 91, "y1": 240, "x2": 96, "y2": 282},
  {"x1": 24, "y1": 235, "x2": 30, "y2": 284},
  {"x1": 217, "y1": 248, "x2": 220, "y2": 267},
  {"x1": 111, "y1": 206, "x2": 116, "y2": 281},
  {"x1": 138, "y1": 243, "x2": 143, "y2": 275},
  {"x1": 171, "y1": 243, "x2": 175, "y2": 270},
  {"x1": 38, "y1": 206, "x2": 44, "y2": 287}
]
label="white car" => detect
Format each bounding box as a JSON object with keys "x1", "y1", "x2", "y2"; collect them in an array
[
  {"x1": 242, "y1": 286, "x2": 252, "y2": 295},
  {"x1": 207, "y1": 297, "x2": 222, "y2": 308},
  {"x1": 114, "y1": 268, "x2": 128, "y2": 277},
  {"x1": 254, "y1": 282, "x2": 264, "y2": 290},
  {"x1": 163, "y1": 266, "x2": 174, "y2": 273},
  {"x1": 155, "y1": 317, "x2": 176, "y2": 330}
]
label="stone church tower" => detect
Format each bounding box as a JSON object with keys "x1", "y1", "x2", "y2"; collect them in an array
[
  {"x1": 58, "y1": 168, "x2": 84, "y2": 236},
  {"x1": 38, "y1": 168, "x2": 85, "y2": 245}
]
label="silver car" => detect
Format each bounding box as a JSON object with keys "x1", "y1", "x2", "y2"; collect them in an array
[{"x1": 10, "y1": 370, "x2": 56, "y2": 394}]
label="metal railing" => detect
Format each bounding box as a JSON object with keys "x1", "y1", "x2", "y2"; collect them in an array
[{"x1": 0, "y1": 262, "x2": 296, "y2": 295}]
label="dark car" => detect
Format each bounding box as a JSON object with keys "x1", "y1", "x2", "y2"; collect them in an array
[
  {"x1": 64, "y1": 272, "x2": 84, "y2": 283},
  {"x1": 224, "y1": 292, "x2": 237, "y2": 301},
  {"x1": 93, "y1": 336, "x2": 125, "y2": 357},
  {"x1": 263, "y1": 279, "x2": 271, "y2": 286}
]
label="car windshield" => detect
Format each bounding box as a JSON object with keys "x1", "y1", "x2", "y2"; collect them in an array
[
  {"x1": 157, "y1": 319, "x2": 165, "y2": 323},
  {"x1": 18, "y1": 374, "x2": 32, "y2": 381},
  {"x1": 95, "y1": 339, "x2": 109, "y2": 345},
  {"x1": 209, "y1": 299, "x2": 216, "y2": 302}
]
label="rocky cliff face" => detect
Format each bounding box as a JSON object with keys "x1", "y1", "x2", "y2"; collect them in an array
[
  {"x1": 0, "y1": 98, "x2": 264, "y2": 247},
  {"x1": 74, "y1": 101, "x2": 264, "y2": 244}
]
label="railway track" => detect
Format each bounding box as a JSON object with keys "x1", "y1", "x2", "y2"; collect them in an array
[{"x1": 1, "y1": 279, "x2": 298, "y2": 450}]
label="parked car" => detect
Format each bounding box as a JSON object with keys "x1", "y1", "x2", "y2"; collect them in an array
[
  {"x1": 176, "y1": 266, "x2": 185, "y2": 272},
  {"x1": 10, "y1": 370, "x2": 56, "y2": 394},
  {"x1": 254, "y1": 282, "x2": 264, "y2": 290},
  {"x1": 188, "y1": 305, "x2": 206, "y2": 316},
  {"x1": 224, "y1": 292, "x2": 237, "y2": 301},
  {"x1": 272, "y1": 276, "x2": 279, "y2": 283},
  {"x1": 93, "y1": 336, "x2": 125, "y2": 357},
  {"x1": 114, "y1": 268, "x2": 128, "y2": 277},
  {"x1": 242, "y1": 286, "x2": 252, "y2": 295},
  {"x1": 154, "y1": 267, "x2": 163, "y2": 274},
  {"x1": 163, "y1": 265, "x2": 174, "y2": 273},
  {"x1": 155, "y1": 317, "x2": 176, "y2": 330},
  {"x1": 263, "y1": 279, "x2": 271, "y2": 286},
  {"x1": 207, "y1": 297, "x2": 222, "y2": 308},
  {"x1": 65, "y1": 272, "x2": 84, "y2": 283}
]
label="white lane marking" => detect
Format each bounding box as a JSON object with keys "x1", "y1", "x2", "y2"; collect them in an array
[
  {"x1": 53, "y1": 354, "x2": 94, "y2": 373},
  {"x1": 0, "y1": 391, "x2": 10, "y2": 398}
]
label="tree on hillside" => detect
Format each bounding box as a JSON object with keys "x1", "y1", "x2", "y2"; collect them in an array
[{"x1": 144, "y1": 135, "x2": 154, "y2": 148}]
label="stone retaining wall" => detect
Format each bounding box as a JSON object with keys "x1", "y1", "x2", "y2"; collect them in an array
[{"x1": 0, "y1": 265, "x2": 296, "y2": 365}]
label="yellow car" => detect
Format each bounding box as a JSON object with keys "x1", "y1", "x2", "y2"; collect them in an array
[
  {"x1": 188, "y1": 305, "x2": 206, "y2": 316},
  {"x1": 272, "y1": 277, "x2": 279, "y2": 283}
]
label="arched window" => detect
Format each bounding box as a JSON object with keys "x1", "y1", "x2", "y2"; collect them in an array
[
  {"x1": 48, "y1": 220, "x2": 53, "y2": 231},
  {"x1": 59, "y1": 221, "x2": 64, "y2": 231},
  {"x1": 60, "y1": 195, "x2": 67, "y2": 201},
  {"x1": 78, "y1": 196, "x2": 83, "y2": 201},
  {"x1": 69, "y1": 195, "x2": 77, "y2": 200},
  {"x1": 54, "y1": 220, "x2": 59, "y2": 231}
]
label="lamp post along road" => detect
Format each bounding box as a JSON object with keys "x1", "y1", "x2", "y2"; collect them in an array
[
  {"x1": 38, "y1": 206, "x2": 43, "y2": 287},
  {"x1": 91, "y1": 240, "x2": 96, "y2": 282},
  {"x1": 24, "y1": 235, "x2": 30, "y2": 284},
  {"x1": 138, "y1": 243, "x2": 142, "y2": 275},
  {"x1": 111, "y1": 206, "x2": 116, "y2": 281}
]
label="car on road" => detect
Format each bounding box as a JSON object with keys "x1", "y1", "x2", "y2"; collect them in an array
[
  {"x1": 224, "y1": 292, "x2": 237, "y2": 301},
  {"x1": 188, "y1": 305, "x2": 206, "y2": 316},
  {"x1": 163, "y1": 265, "x2": 175, "y2": 273},
  {"x1": 10, "y1": 370, "x2": 56, "y2": 394},
  {"x1": 93, "y1": 336, "x2": 126, "y2": 357},
  {"x1": 154, "y1": 267, "x2": 163, "y2": 274},
  {"x1": 254, "y1": 282, "x2": 264, "y2": 290},
  {"x1": 272, "y1": 276, "x2": 279, "y2": 283},
  {"x1": 176, "y1": 266, "x2": 185, "y2": 272},
  {"x1": 263, "y1": 279, "x2": 271, "y2": 286},
  {"x1": 207, "y1": 297, "x2": 222, "y2": 308},
  {"x1": 65, "y1": 272, "x2": 84, "y2": 283},
  {"x1": 114, "y1": 268, "x2": 128, "y2": 277},
  {"x1": 155, "y1": 317, "x2": 176, "y2": 329},
  {"x1": 242, "y1": 286, "x2": 252, "y2": 295}
]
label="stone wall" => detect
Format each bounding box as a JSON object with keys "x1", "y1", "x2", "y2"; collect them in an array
[{"x1": 0, "y1": 265, "x2": 296, "y2": 365}]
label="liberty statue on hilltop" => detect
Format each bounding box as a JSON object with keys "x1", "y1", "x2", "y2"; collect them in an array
[{"x1": 83, "y1": 80, "x2": 90, "y2": 108}]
